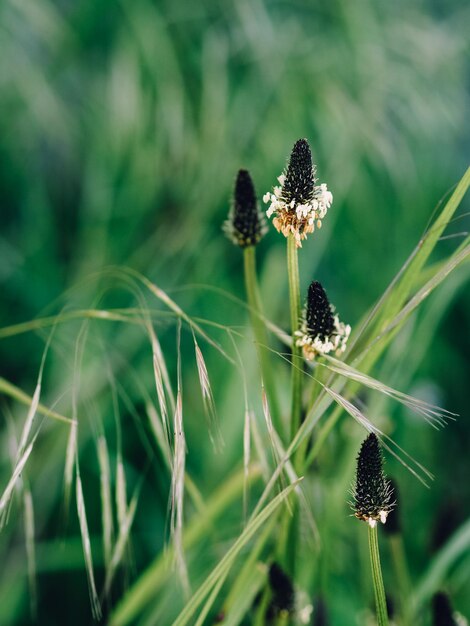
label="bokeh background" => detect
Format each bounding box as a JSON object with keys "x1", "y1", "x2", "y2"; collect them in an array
[{"x1": 0, "y1": 0, "x2": 469, "y2": 624}]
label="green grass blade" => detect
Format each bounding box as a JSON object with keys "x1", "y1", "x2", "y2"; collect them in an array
[
  {"x1": 413, "y1": 517, "x2": 470, "y2": 614},
  {"x1": 109, "y1": 465, "x2": 262, "y2": 626},
  {"x1": 172, "y1": 481, "x2": 300, "y2": 626}
]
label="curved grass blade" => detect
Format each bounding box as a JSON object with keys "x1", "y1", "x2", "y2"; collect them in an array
[
  {"x1": 24, "y1": 488, "x2": 37, "y2": 619},
  {"x1": 172, "y1": 480, "x2": 300, "y2": 626},
  {"x1": 76, "y1": 467, "x2": 102, "y2": 620}
]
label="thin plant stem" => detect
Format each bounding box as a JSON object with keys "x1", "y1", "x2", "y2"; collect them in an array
[
  {"x1": 253, "y1": 586, "x2": 271, "y2": 626},
  {"x1": 368, "y1": 524, "x2": 389, "y2": 626},
  {"x1": 0, "y1": 377, "x2": 74, "y2": 425},
  {"x1": 287, "y1": 236, "x2": 302, "y2": 440},
  {"x1": 243, "y1": 246, "x2": 282, "y2": 434},
  {"x1": 277, "y1": 236, "x2": 303, "y2": 586}
]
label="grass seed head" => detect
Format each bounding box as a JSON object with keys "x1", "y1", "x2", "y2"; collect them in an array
[
  {"x1": 223, "y1": 169, "x2": 267, "y2": 247},
  {"x1": 263, "y1": 138, "x2": 332, "y2": 247},
  {"x1": 353, "y1": 433, "x2": 394, "y2": 527},
  {"x1": 432, "y1": 592, "x2": 459, "y2": 626},
  {"x1": 268, "y1": 562, "x2": 295, "y2": 616},
  {"x1": 295, "y1": 281, "x2": 351, "y2": 359}
]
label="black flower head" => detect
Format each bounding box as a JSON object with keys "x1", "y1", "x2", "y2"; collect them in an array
[
  {"x1": 295, "y1": 281, "x2": 350, "y2": 359},
  {"x1": 268, "y1": 562, "x2": 295, "y2": 616},
  {"x1": 432, "y1": 592, "x2": 458, "y2": 626},
  {"x1": 352, "y1": 433, "x2": 394, "y2": 527},
  {"x1": 263, "y1": 139, "x2": 333, "y2": 247},
  {"x1": 306, "y1": 281, "x2": 335, "y2": 341},
  {"x1": 282, "y1": 139, "x2": 316, "y2": 206},
  {"x1": 223, "y1": 169, "x2": 267, "y2": 248}
]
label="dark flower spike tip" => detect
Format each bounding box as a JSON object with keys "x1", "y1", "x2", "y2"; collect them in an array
[
  {"x1": 268, "y1": 562, "x2": 295, "y2": 615},
  {"x1": 306, "y1": 281, "x2": 335, "y2": 341},
  {"x1": 264, "y1": 138, "x2": 333, "y2": 247},
  {"x1": 223, "y1": 169, "x2": 267, "y2": 248},
  {"x1": 295, "y1": 281, "x2": 350, "y2": 359},
  {"x1": 432, "y1": 592, "x2": 458, "y2": 626},
  {"x1": 353, "y1": 433, "x2": 394, "y2": 527},
  {"x1": 283, "y1": 139, "x2": 316, "y2": 206}
]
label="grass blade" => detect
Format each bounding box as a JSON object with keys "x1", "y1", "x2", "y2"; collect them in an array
[
  {"x1": 170, "y1": 321, "x2": 189, "y2": 594},
  {"x1": 104, "y1": 487, "x2": 140, "y2": 596},
  {"x1": 172, "y1": 480, "x2": 300, "y2": 626},
  {"x1": 0, "y1": 377, "x2": 73, "y2": 424},
  {"x1": 63, "y1": 421, "x2": 78, "y2": 517},
  {"x1": 109, "y1": 465, "x2": 262, "y2": 626},
  {"x1": 76, "y1": 468, "x2": 102, "y2": 621},
  {"x1": 193, "y1": 333, "x2": 222, "y2": 449},
  {"x1": 0, "y1": 440, "x2": 34, "y2": 513},
  {"x1": 97, "y1": 436, "x2": 114, "y2": 572},
  {"x1": 146, "y1": 401, "x2": 172, "y2": 467},
  {"x1": 24, "y1": 488, "x2": 37, "y2": 619},
  {"x1": 116, "y1": 454, "x2": 128, "y2": 530}
]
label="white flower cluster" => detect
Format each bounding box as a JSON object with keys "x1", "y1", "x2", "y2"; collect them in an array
[
  {"x1": 263, "y1": 175, "x2": 333, "y2": 247},
  {"x1": 295, "y1": 311, "x2": 351, "y2": 360},
  {"x1": 365, "y1": 510, "x2": 389, "y2": 528}
]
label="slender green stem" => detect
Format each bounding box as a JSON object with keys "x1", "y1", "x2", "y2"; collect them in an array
[
  {"x1": 277, "y1": 236, "x2": 303, "y2": 587},
  {"x1": 0, "y1": 377, "x2": 74, "y2": 425},
  {"x1": 368, "y1": 525, "x2": 389, "y2": 626},
  {"x1": 286, "y1": 236, "x2": 302, "y2": 440},
  {"x1": 244, "y1": 246, "x2": 282, "y2": 435},
  {"x1": 253, "y1": 586, "x2": 271, "y2": 626}
]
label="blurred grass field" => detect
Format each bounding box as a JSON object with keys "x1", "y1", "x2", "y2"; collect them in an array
[{"x1": 0, "y1": 0, "x2": 469, "y2": 624}]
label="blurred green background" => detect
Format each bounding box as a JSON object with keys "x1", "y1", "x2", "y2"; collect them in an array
[{"x1": 0, "y1": 0, "x2": 469, "y2": 624}]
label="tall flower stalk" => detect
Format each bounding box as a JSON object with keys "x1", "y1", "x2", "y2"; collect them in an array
[
  {"x1": 263, "y1": 139, "x2": 335, "y2": 588},
  {"x1": 264, "y1": 139, "x2": 333, "y2": 440},
  {"x1": 295, "y1": 280, "x2": 350, "y2": 468},
  {"x1": 287, "y1": 235, "x2": 303, "y2": 440},
  {"x1": 224, "y1": 169, "x2": 281, "y2": 432},
  {"x1": 353, "y1": 433, "x2": 394, "y2": 626}
]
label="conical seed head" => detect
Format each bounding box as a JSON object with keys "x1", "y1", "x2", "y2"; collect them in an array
[
  {"x1": 224, "y1": 169, "x2": 266, "y2": 247},
  {"x1": 353, "y1": 433, "x2": 394, "y2": 526},
  {"x1": 268, "y1": 562, "x2": 295, "y2": 614},
  {"x1": 432, "y1": 592, "x2": 458, "y2": 626},
  {"x1": 306, "y1": 281, "x2": 335, "y2": 341},
  {"x1": 282, "y1": 139, "x2": 316, "y2": 205}
]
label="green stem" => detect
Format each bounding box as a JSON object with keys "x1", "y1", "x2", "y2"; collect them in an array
[
  {"x1": 253, "y1": 586, "x2": 271, "y2": 626},
  {"x1": 244, "y1": 246, "x2": 282, "y2": 436},
  {"x1": 286, "y1": 236, "x2": 302, "y2": 440},
  {"x1": 368, "y1": 524, "x2": 389, "y2": 626},
  {"x1": 277, "y1": 236, "x2": 303, "y2": 585},
  {"x1": 0, "y1": 377, "x2": 74, "y2": 425}
]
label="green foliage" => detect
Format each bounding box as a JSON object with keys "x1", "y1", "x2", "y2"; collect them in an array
[{"x1": 0, "y1": 0, "x2": 469, "y2": 624}]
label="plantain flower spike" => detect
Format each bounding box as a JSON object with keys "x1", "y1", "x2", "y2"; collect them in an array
[
  {"x1": 352, "y1": 433, "x2": 394, "y2": 528},
  {"x1": 263, "y1": 138, "x2": 333, "y2": 247},
  {"x1": 223, "y1": 169, "x2": 267, "y2": 248},
  {"x1": 432, "y1": 592, "x2": 460, "y2": 626},
  {"x1": 268, "y1": 562, "x2": 295, "y2": 618},
  {"x1": 295, "y1": 281, "x2": 350, "y2": 360}
]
